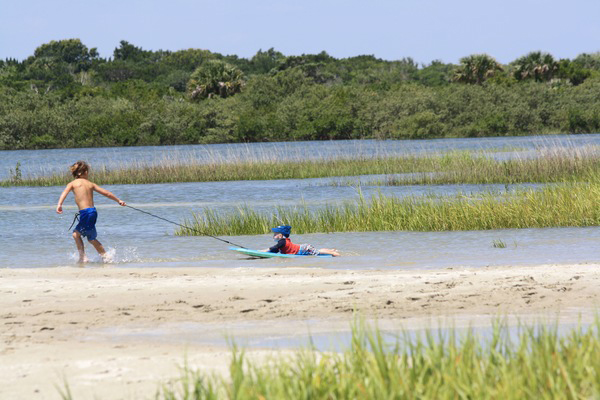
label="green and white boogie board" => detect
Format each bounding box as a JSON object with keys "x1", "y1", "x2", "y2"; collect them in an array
[{"x1": 229, "y1": 247, "x2": 333, "y2": 258}]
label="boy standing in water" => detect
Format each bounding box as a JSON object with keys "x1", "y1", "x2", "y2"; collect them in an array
[{"x1": 56, "y1": 161, "x2": 126, "y2": 263}]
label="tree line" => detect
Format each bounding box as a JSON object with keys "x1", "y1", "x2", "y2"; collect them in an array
[{"x1": 1, "y1": 39, "x2": 600, "y2": 149}]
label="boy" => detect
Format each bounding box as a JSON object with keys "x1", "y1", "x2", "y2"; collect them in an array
[
  {"x1": 56, "y1": 161, "x2": 126, "y2": 263},
  {"x1": 262, "y1": 225, "x2": 340, "y2": 256}
]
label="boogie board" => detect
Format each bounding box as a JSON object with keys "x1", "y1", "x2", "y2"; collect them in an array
[{"x1": 229, "y1": 247, "x2": 333, "y2": 258}]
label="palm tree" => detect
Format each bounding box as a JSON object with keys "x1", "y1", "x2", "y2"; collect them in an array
[
  {"x1": 453, "y1": 54, "x2": 503, "y2": 84},
  {"x1": 187, "y1": 60, "x2": 245, "y2": 100},
  {"x1": 512, "y1": 51, "x2": 558, "y2": 82}
]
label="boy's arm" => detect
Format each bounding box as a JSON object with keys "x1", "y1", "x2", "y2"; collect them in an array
[
  {"x1": 93, "y1": 184, "x2": 126, "y2": 206},
  {"x1": 56, "y1": 183, "x2": 73, "y2": 214},
  {"x1": 263, "y1": 239, "x2": 286, "y2": 253}
]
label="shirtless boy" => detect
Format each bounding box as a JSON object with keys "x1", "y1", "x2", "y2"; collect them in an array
[{"x1": 56, "y1": 161, "x2": 126, "y2": 263}]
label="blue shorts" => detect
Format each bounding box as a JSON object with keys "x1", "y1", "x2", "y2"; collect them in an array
[
  {"x1": 297, "y1": 244, "x2": 319, "y2": 255},
  {"x1": 74, "y1": 207, "x2": 98, "y2": 242}
]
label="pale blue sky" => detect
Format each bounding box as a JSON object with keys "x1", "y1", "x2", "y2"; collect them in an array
[{"x1": 1, "y1": 0, "x2": 599, "y2": 64}]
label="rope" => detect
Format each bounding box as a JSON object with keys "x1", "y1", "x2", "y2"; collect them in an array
[
  {"x1": 67, "y1": 212, "x2": 80, "y2": 231},
  {"x1": 125, "y1": 205, "x2": 247, "y2": 249}
]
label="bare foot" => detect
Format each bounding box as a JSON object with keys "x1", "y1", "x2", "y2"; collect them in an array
[{"x1": 320, "y1": 248, "x2": 340, "y2": 257}]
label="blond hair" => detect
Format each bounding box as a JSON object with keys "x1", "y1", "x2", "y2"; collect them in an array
[{"x1": 70, "y1": 161, "x2": 89, "y2": 178}]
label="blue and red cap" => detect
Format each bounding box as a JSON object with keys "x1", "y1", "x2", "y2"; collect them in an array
[{"x1": 271, "y1": 225, "x2": 291, "y2": 236}]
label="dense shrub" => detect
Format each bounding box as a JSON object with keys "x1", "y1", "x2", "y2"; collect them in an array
[{"x1": 2, "y1": 40, "x2": 600, "y2": 149}]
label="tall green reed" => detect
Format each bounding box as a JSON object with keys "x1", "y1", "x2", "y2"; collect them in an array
[
  {"x1": 6, "y1": 146, "x2": 600, "y2": 187},
  {"x1": 156, "y1": 320, "x2": 600, "y2": 400},
  {"x1": 177, "y1": 182, "x2": 600, "y2": 235}
]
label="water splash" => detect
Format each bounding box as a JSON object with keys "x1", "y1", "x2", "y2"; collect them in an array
[
  {"x1": 102, "y1": 248, "x2": 117, "y2": 263},
  {"x1": 66, "y1": 247, "x2": 141, "y2": 265},
  {"x1": 118, "y1": 247, "x2": 142, "y2": 263}
]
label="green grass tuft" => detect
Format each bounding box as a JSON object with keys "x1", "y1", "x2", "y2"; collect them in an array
[
  {"x1": 4, "y1": 146, "x2": 600, "y2": 187},
  {"x1": 492, "y1": 239, "x2": 507, "y2": 248},
  {"x1": 156, "y1": 320, "x2": 600, "y2": 400},
  {"x1": 177, "y1": 182, "x2": 600, "y2": 235}
]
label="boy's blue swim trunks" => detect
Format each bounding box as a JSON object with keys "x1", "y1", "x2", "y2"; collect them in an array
[{"x1": 74, "y1": 207, "x2": 98, "y2": 241}]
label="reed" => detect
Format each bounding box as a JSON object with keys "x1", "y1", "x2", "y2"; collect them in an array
[
  {"x1": 5, "y1": 146, "x2": 600, "y2": 187},
  {"x1": 156, "y1": 320, "x2": 600, "y2": 400},
  {"x1": 177, "y1": 182, "x2": 600, "y2": 235},
  {"x1": 327, "y1": 146, "x2": 600, "y2": 187},
  {"x1": 492, "y1": 239, "x2": 507, "y2": 248},
  {"x1": 1, "y1": 155, "x2": 429, "y2": 187}
]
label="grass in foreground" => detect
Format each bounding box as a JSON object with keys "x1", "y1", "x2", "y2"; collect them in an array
[
  {"x1": 5, "y1": 147, "x2": 600, "y2": 187},
  {"x1": 153, "y1": 321, "x2": 600, "y2": 400},
  {"x1": 177, "y1": 182, "x2": 600, "y2": 236}
]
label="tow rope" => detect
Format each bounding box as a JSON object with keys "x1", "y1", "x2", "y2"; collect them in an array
[
  {"x1": 67, "y1": 212, "x2": 80, "y2": 231},
  {"x1": 125, "y1": 205, "x2": 247, "y2": 249}
]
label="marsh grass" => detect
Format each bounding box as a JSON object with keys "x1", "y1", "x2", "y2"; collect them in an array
[
  {"x1": 326, "y1": 146, "x2": 600, "y2": 187},
  {"x1": 178, "y1": 182, "x2": 600, "y2": 235},
  {"x1": 1, "y1": 155, "x2": 427, "y2": 187},
  {"x1": 155, "y1": 320, "x2": 600, "y2": 400},
  {"x1": 5, "y1": 146, "x2": 600, "y2": 187},
  {"x1": 492, "y1": 239, "x2": 507, "y2": 248}
]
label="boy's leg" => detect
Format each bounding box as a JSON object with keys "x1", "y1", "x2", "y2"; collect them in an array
[
  {"x1": 89, "y1": 239, "x2": 107, "y2": 260},
  {"x1": 318, "y1": 248, "x2": 340, "y2": 257},
  {"x1": 72, "y1": 231, "x2": 87, "y2": 263}
]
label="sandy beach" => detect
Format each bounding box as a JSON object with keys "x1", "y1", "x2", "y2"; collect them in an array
[{"x1": 1, "y1": 263, "x2": 599, "y2": 399}]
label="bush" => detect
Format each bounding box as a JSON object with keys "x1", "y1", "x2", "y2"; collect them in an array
[{"x1": 3, "y1": 45, "x2": 600, "y2": 149}]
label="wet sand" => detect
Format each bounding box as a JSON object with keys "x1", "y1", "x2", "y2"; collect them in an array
[{"x1": 1, "y1": 263, "x2": 599, "y2": 399}]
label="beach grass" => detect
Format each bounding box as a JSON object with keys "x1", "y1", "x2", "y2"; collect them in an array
[
  {"x1": 492, "y1": 239, "x2": 508, "y2": 248},
  {"x1": 154, "y1": 320, "x2": 600, "y2": 400},
  {"x1": 325, "y1": 146, "x2": 600, "y2": 187},
  {"x1": 177, "y1": 182, "x2": 600, "y2": 236},
  {"x1": 4, "y1": 146, "x2": 600, "y2": 187}
]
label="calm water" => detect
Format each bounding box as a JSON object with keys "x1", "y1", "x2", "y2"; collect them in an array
[{"x1": 1, "y1": 135, "x2": 599, "y2": 269}]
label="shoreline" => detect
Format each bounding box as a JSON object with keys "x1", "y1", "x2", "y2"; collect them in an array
[{"x1": 2, "y1": 264, "x2": 599, "y2": 399}]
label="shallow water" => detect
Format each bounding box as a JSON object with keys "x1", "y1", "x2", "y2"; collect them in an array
[
  {"x1": 1, "y1": 135, "x2": 599, "y2": 269},
  {"x1": 0, "y1": 175, "x2": 597, "y2": 269},
  {"x1": 88, "y1": 314, "x2": 596, "y2": 352}
]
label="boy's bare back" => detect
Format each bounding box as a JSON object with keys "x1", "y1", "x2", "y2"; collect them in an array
[
  {"x1": 69, "y1": 179, "x2": 97, "y2": 210},
  {"x1": 56, "y1": 162, "x2": 125, "y2": 214}
]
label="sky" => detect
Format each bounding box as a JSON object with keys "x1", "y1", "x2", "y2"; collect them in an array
[{"x1": 1, "y1": 0, "x2": 599, "y2": 64}]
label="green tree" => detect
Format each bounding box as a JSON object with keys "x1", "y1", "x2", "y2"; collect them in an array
[
  {"x1": 275, "y1": 51, "x2": 334, "y2": 73},
  {"x1": 573, "y1": 52, "x2": 600, "y2": 70},
  {"x1": 32, "y1": 39, "x2": 99, "y2": 72},
  {"x1": 113, "y1": 40, "x2": 152, "y2": 62},
  {"x1": 512, "y1": 51, "x2": 558, "y2": 82},
  {"x1": 0, "y1": 60, "x2": 25, "y2": 88},
  {"x1": 161, "y1": 49, "x2": 215, "y2": 71},
  {"x1": 218, "y1": 54, "x2": 252, "y2": 73},
  {"x1": 187, "y1": 60, "x2": 244, "y2": 100},
  {"x1": 453, "y1": 54, "x2": 503, "y2": 85},
  {"x1": 272, "y1": 51, "x2": 337, "y2": 84},
  {"x1": 249, "y1": 48, "x2": 284, "y2": 75},
  {"x1": 557, "y1": 59, "x2": 591, "y2": 85},
  {"x1": 24, "y1": 57, "x2": 74, "y2": 89},
  {"x1": 417, "y1": 60, "x2": 453, "y2": 86}
]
